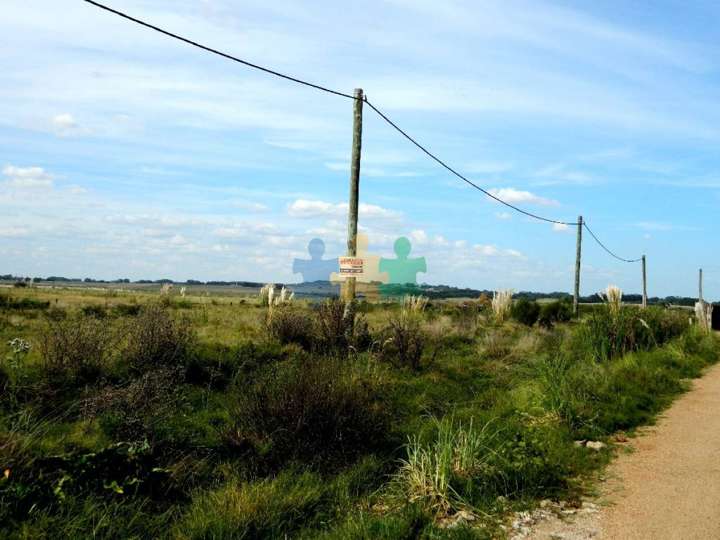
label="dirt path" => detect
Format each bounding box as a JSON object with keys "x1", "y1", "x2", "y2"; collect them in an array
[{"x1": 525, "y1": 362, "x2": 720, "y2": 540}]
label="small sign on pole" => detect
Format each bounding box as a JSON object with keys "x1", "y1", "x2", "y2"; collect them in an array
[{"x1": 339, "y1": 256, "x2": 364, "y2": 277}]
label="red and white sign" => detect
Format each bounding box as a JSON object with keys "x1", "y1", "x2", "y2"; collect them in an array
[{"x1": 338, "y1": 256, "x2": 364, "y2": 276}]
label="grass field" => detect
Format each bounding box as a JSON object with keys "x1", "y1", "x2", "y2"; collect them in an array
[{"x1": 1, "y1": 285, "x2": 717, "y2": 539}]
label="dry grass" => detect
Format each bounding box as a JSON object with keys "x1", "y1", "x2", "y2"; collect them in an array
[
  {"x1": 601, "y1": 284, "x2": 623, "y2": 316},
  {"x1": 491, "y1": 290, "x2": 513, "y2": 323}
]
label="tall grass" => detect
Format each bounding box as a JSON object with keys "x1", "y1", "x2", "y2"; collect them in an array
[
  {"x1": 395, "y1": 416, "x2": 498, "y2": 515},
  {"x1": 402, "y1": 295, "x2": 429, "y2": 314},
  {"x1": 600, "y1": 284, "x2": 622, "y2": 316},
  {"x1": 491, "y1": 290, "x2": 513, "y2": 323}
]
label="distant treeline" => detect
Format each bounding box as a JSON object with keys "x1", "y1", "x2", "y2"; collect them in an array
[
  {"x1": 0, "y1": 275, "x2": 703, "y2": 305},
  {"x1": 0, "y1": 275, "x2": 266, "y2": 288}
]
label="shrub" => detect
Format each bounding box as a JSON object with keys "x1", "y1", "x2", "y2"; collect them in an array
[
  {"x1": 379, "y1": 310, "x2": 429, "y2": 370},
  {"x1": 121, "y1": 304, "x2": 195, "y2": 372},
  {"x1": 538, "y1": 300, "x2": 573, "y2": 328},
  {"x1": 444, "y1": 302, "x2": 480, "y2": 334},
  {"x1": 81, "y1": 305, "x2": 107, "y2": 319},
  {"x1": 511, "y1": 299, "x2": 540, "y2": 326},
  {"x1": 481, "y1": 329, "x2": 513, "y2": 359},
  {"x1": 39, "y1": 313, "x2": 116, "y2": 390},
  {"x1": 0, "y1": 296, "x2": 50, "y2": 310},
  {"x1": 315, "y1": 299, "x2": 352, "y2": 353},
  {"x1": 224, "y1": 358, "x2": 388, "y2": 466},
  {"x1": 581, "y1": 305, "x2": 688, "y2": 362},
  {"x1": 85, "y1": 367, "x2": 184, "y2": 444},
  {"x1": 315, "y1": 299, "x2": 372, "y2": 354},
  {"x1": 266, "y1": 306, "x2": 315, "y2": 349},
  {"x1": 112, "y1": 303, "x2": 141, "y2": 317}
]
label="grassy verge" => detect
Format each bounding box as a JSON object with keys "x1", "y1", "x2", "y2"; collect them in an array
[{"x1": 1, "y1": 288, "x2": 717, "y2": 538}]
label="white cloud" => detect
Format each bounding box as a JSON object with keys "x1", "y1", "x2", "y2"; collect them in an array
[
  {"x1": 51, "y1": 113, "x2": 80, "y2": 136},
  {"x1": 0, "y1": 226, "x2": 29, "y2": 237},
  {"x1": 469, "y1": 244, "x2": 524, "y2": 258},
  {"x1": 231, "y1": 200, "x2": 270, "y2": 212},
  {"x1": 2, "y1": 165, "x2": 54, "y2": 188},
  {"x1": 287, "y1": 199, "x2": 401, "y2": 220},
  {"x1": 474, "y1": 244, "x2": 500, "y2": 256},
  {"x1": 552, "y1": 223, "x2": 569, "y2": 232},
  {"x1": 495, "y1": 212, "x2": 512, "y2": 220},
  {"x1": 487, "y1": 187, "x2": 559, "y2": 206},
  {"x1": 409, "y1": 229, "x2": 428, "y2": 244}
]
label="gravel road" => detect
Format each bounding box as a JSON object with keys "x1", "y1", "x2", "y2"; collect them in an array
[{"x1": 526, "y1": 361, "x2": 720, "y2": 540}]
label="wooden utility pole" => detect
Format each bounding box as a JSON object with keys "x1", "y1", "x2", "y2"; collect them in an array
[
  {"x1": 699, "y1": 268, "x2": 704, "y2": 303},
  {"x1": 573, "y1": 215, "x2": 583, "y2": 316},
  {"x1": 344, "y1": 88, "x2": 364, "y2": 302},
  {"x1": 641, "y1": 255, "x2": 647, "y2": 308}
]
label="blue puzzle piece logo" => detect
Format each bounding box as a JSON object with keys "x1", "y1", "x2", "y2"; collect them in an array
[{"x1": 292, "y1": 238, "x2": 339, "y2": 283}]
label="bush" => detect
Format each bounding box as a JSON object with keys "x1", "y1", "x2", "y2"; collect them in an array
[
  {"x1": 39, "y1": 313, "x2": 116, "y2": 390},
  {"x1": 112, "y1": 303, "x2": 141, "y2": 317},
  {"x1": 81, "y1": 305, "x2": 107, "y2": 319},
  {"x1": 481, "y1": 329, "x2": 513, "y2": 359},
  {"x1": 538, "y1": 300, "x2": 573, "y2": 328},
  {"x1": 266, "y1": 306, "x2": 315, "y2": 349},
  {"x1": 85, "y1": 367, "x2": 184, "y2": 444},
  {"x1": 379, "y1": 311, "x2": 429, "y2": 370},
  {"x1": 0, "y1": 295, "x2": 50, "y2": 310},
  {"x1": 315, "y1": 299, "x2": 372, "y2": 354},
  {"x1": 224, "y1": 358, "x2": 388, "y2": 466},
  {"x1": 511, "y1": 299, "x2": 540, "y2": 326},
  {"x1": 580, "y1": 305, "x2": 688, "y2": 362},
  {"x1": 121, "y1": 304, "x2": 195, "y2": 372}
]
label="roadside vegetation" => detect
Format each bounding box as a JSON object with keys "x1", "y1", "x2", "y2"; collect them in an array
[{"x1": 1, "y1": 285, "x2": 717, "y2": 538}]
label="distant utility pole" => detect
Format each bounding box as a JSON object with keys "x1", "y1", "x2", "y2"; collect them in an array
[
  {"x1": 699, "y1": 268, "x2": 704, "y2": 303},
  {"x1": 642, "y1": 255, "x2": 647, "y2": 308},
  {"x1": 573, "y1": 215, "x2": 583, "y2": 316},
  {"x1": 344, "y1": 88, "x2": 364, "y2": 302}
]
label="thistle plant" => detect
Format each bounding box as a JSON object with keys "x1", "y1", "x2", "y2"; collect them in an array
[
  {"x1": 491, "y1": 290, "x2": 513, "y2": 323},
  {"x1": 6, "y1": 338, "x2": 30, "y2": 370},
  {"x1": 4, "y1": 338, "x2": 31, "y2": 403},
  {"x1": 600, "y1": 285, "x2": 623, "y2": 316}
]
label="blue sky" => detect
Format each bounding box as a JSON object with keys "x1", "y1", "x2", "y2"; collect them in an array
[{"x1": 1, "y1": 0, "x2": 719, "y2": 298}]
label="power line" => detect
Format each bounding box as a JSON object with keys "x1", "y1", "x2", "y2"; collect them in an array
[
  {"x1": 364, "y1": 99, "x2": 578, "y2": 226},
  {"x1": 84, "y1": 0, "x2": 646, "y2": 254},
  {"x1": 82, "y1": 0, "x2": 356, "y2": 100},
  {"x1": 583, "y1": 221, "x2": 642, "y2": 263},
  {"x1": 83, "y1": 0, "x2": 578, "y2": 227}
]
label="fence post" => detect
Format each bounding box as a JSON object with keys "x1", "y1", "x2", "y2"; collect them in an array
[
  {"x1": 344, "y1": 88, "x2": 364, "y2": 302},
  {"x1": 573, "y1": 215, "x2": 583, "y2": 316}
]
